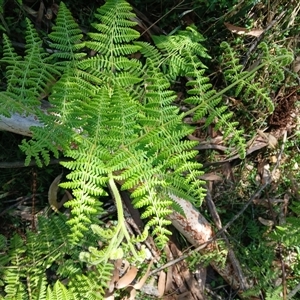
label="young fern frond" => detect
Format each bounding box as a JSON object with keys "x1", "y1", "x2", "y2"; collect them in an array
[
  {"x1": 152, "y1": 25, "x2": 210, "y2": 78},
  {"x1": 259, "y1": 42, "x2": 294, "y2": 87},
  {"x1": 221, "y1": 42, "x2": 274, "y2": 113},
  {"x1": 86, "y1": 0, "x2": 140, "y2": 57}
]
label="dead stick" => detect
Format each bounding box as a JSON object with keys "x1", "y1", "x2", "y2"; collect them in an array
[{"x1": 205, "y1": 187, "x2": 249, "y2": 291}]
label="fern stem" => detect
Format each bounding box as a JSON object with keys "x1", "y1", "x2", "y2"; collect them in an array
[
  {"x1": 183, "y1": 54, "x2": 292, "y2": 117},
  {"x1": 108, "y1": 174, "x2": 138, "y2": 258}
]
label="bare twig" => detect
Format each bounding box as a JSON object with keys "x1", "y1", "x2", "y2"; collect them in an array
[
  {"x1": 205, "y1": 187, "x2": 250, "y2": 291},
  {"x1": 242, "y1": 10, "x2": 286, "y2": 66},
  {"x1": 287, "y1": 281, "x2": 300, "y2": 299}
]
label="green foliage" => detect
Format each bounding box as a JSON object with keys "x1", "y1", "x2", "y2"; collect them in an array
[
  {"x1": 0, "y1": 214, "x2": 114, "y2": 299},
  {"x1": 0, "y1": 0, "x2": 295, "y2": 298},
  {"x1": 220, "y1": 41, "x2": 293, "y2": 113},
  {"x1": 0, "y1": 19, "x2": 59, "y2": 117}
]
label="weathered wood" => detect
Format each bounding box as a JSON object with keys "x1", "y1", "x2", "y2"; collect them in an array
[{"x1": 0, "y1": 113, "x2": 40, "y2": 136}]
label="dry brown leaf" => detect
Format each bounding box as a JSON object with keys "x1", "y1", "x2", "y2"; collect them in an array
[
  {"x1": 165, "y1": 266, "x2": 173, "y2": 293},
  {"x1": 199, "y1": 173, "x2": 223, "y2": 181},
  {"x1": 133, "y1": 260, "x2": 153, "y2": 290},
  {"x1": 224, "y1": 22, "x2": 263, "y2": 37},
  {"x1": 258, "y1": 217, "x2": 274, "y2": 226},
  {"x1": 270, "y1": 155, "x2": 277, "y2": 164},
  {"x1": 108, "y1": 268, "x2": 119, "y2": 293},
  {"x1": 129, "y1": 289, "x2": 137, "y2": 300},
  {"x1": 107, "y1": 259, "x2": 123, "y2": 293},
  {"x1": 257, "y1": 129, "x2": 278, "y2": 149},
  {"x1": 267, "y1": 134, "x2": 278, "y2": 149},
  {"x1": 158, "y1": 271, "x2": 166, "y2": 297},
  {"x1": 116, "y1": 266, "x2": 138, "y2": 289},
  {"x1": 163, "y1": 246, "x2": 173, "y2": 293},
  {"x1": 224, "y1": 22, "x2": 249, "y2": 34},
  {"x1": 245, "y1": 29, "x2": 264, "y2": 37}
]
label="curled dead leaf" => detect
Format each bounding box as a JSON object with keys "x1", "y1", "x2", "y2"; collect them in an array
[
  {"x1": 258, "y1": 217, "x2": 274, "y2": 226},
  {"x1": 224, "y1": 22, "x2": 263, "y2": 37},
  {"x1": 48, "y1": 173, "x2": 63, "y2": 212},
  {"x1": 116, "y1": 266, "x2": 138, "y2": 289}
]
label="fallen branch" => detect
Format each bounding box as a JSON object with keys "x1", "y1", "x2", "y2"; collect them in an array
[
  {"x1": 169, "y1": 194, "x2": 252, "y2": 296},
  {"x1": 0, "y1": 113, "x2": 40, "y2": 137}
]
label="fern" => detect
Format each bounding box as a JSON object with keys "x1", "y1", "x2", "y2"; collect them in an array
[
  {"x1": 48, "y1": 2, "x2": 86, "y2": 64},
  {"x1": 47, "y1": 281, "x2": 77, "y2": 300},
  {"x1": 0, "y1": 20, "x2": 59, "y2": 118},
  {"x1": 0, "y1": 0, "x2": 296, "y2": 298},
  {"x1": 151, "y1": 26, "x2": 247, "y2": 158},
  {"x1": 37, "y1": 0, "x2": 206, "y2": 246},
  {"x1": 220, "y1": 41, "x2": 293, "y2": 113}
]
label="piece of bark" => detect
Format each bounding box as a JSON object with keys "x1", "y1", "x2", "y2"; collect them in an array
[{"x1": 0, "y1": 113, "x2": 41, "y2": 136}]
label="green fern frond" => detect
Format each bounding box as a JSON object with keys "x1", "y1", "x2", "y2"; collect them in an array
[
  {"x1": 150, "y1": 29, "x2": 247, "y2": 158},
  {"x1": 2, "y1": 234, "x2": 26, "y2": 299},
  {"x1": 86, "y1": 0, "x2": 140, "y2": 56},
  {"x1": 47, "y1": 281, "x2": 77, "y2": 300},
  {"x1": 152, "y1": 25, "x2": 210, "y2": 78},
  {"x1": 134, "y1": 41, "x2": 162, "y2": 66},
  {"x1": 35, "y1": 277, "x2": 47, "y2": 300},
  {"x1": 48, "y1": 2, "x2": 86, "y2": 64},
  {"x1": 19, "y1": 66, "x2": 93, "y2": 167},
  {"x1": 259, "y1": 42, "x2": 293, "y2": 89},
  {"x1": 220, "y1": 41, "x2": 293, "y2": 113},
  {"x1": 1, "y1": 20, "x2": 59, "y2": 115}
]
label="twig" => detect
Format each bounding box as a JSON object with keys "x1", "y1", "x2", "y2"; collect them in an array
[
  {"x1": 287, "y1": 281, "x2": 300, "y2": 299},
  {"x1": 139, "y1": 0, "x2": 185, "y2": 37},
  {"x1": 242, "y1": 10, "x2": 286, "y2": 67},
  {"x1": 205, "y1": 187, "x2": 249, "y2": 291},
  {"x1": 0, "y1": 195, "x2": 35, "y2": 216}
]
